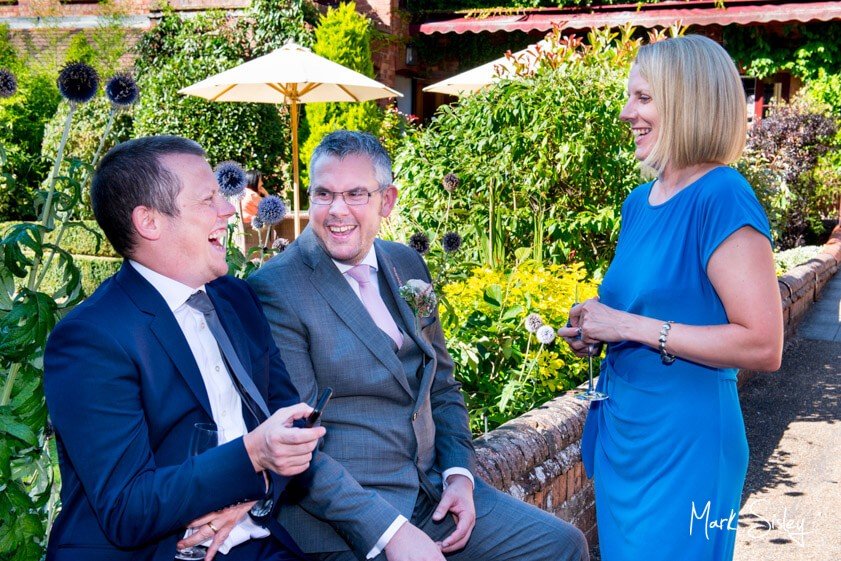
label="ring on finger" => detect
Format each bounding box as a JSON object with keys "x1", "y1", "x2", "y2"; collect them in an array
[
  {"x1": 207, "y1": 521, "x2": 219, "y2": 533},
  {"x1": 576, "y1": 327, "x2": 583, "y2": 340}
]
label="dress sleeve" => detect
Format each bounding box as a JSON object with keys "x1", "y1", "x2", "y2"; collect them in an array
[{"x1": 698, "y1": 169, "x2": 773, "y2": 269}]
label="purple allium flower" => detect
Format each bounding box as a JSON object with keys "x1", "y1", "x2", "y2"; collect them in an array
[
  {"x1": 214, "y1": 161, "x2": 247, "y2": 198},
  {"x1": 252, "y1": 217, "x2": 264, "y2": 229},
  {"x1": 105, "y1": 73, "x2": 139, "y2": 107},
  {"x1": 257, "y1": 195, "x2": 287, "y2": 225},
  {"x1": 409, "y1": 232, "x2": 430, "y2": 254},
  {"x1": 442, "y1": 173, "x2": 460, "y2": 193},
  {"x1": 272, "y1": 237, "x2": 290, "y2": 252},
  {"x1": 441, "y1": 232, "x2": 462, "y2": 254},
  {"x1": 536, "y1": 325, "x2": 556, "y2": 345},
  {"x1": 524, "y1": 313, "x2": 543, "y2": 333},
  {"x1": 57, "y1": 61, "x2": 99, "y2": 104},
  {"x1": 0, "y1": 69, "x2": 17, "y2": 98}
]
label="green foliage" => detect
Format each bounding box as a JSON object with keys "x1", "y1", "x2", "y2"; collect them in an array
[
  {"x1": 723, "y1": 22, "x2": 841, "y2": 80},
  {"x1": 0, "y1": 60, "x2": 61, "y2": 221},
  {"x1": 64, "y1": 33, "x2": 97, "y2": 67},
  {"x1": 774, "y1": 245, "x2": 822, "y2": 276},
  {"x1": 440, "y1": 261, "x2": 599, "y2": 433},
  {"x1": 41, "y1": 98, "x2": 134, "y2": 219},
  {"x1": 39, "y1": 255, "x2": 121, "y2": 297},
  {"x1": 0, "y1": 79, "x2": 113, "y2": 559},
  {"x1": 133, "y1": 11, "x2": 292, "y2": 188},
  {"x1": 301, "y1": 2, "x2": 383, "y2": 180},
  {"x1": 247, "y1": 0, "x2": 316, "y2": 56},
  {"x1": 394, "y1": 28, "x2": 641, "y2": 274},
  {"x1": 737, "y1": 102, "x2": 839, "y2": 249},
  {"x1": 0, "y1": 221, "x2": 118, "y2": 258}
]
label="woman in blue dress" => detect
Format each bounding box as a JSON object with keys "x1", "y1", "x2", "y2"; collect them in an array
[{"x1": 559, "y1": 36, "x2": 784, "y2": 560}]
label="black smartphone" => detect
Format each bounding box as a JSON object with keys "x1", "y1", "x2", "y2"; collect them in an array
[{"x1": 305, "y1": 387, "x2": 333, "y2": 428}]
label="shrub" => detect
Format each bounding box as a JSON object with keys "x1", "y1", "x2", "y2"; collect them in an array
[
  {"x1": 132, "y1": 10, "x2": 293, "y2": 191},
  {"x1": 0, "y1": 220, "x2": 117, "y2": 257},
  {"x1": 300, "y1": 2, "x2": 383, "y2": 179},
  {"x1": 774, "y1": 245, "x2": 822, "y2": 276},
  {"x1": 39, "y1": 255, "x2": 121, "y2": 296},
  {"x1": 41, "y1": 98, "x2": 134, "y2": 219},
  {"x1": 441, "y1": 261, "x2": 599, "y2": 434},
  {"x1": 0, "y1": 25, "x2": 61, "y2": 221},
  {"x1": 394, "y1": 28, "x2": 642, "y2": 274},
  {"x1": 738, "y1": 103, "x2": 839, "y2": 248}
]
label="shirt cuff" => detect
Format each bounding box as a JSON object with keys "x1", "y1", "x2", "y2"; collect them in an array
[
  {"x1": 442, "y1": 468, "x2": 474, "y2": 490},
  {"x1": 366, "y1": 515, "x2": 408, "y2": 559}
]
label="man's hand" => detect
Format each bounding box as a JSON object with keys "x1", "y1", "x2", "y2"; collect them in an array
[
  {"x1": 243, "y1": 403, "x2": 325, "y2": 476},
  {"x1": 384, "y1": 522, "x2": 445, "y2": 561},
  {"x1": 176, "y1": 502, "x2": 255, "y2": 561},
  {"x1": 432, "y1": 474, "x2": 476, "y2": 553}
]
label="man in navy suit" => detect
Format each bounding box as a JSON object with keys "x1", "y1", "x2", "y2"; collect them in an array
[{"x1": 43, "y1": 136, "x2": 324, "y2": 561}]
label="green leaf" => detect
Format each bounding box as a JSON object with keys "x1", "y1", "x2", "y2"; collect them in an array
[
  {"x1": 500, "y1": 305, "x2": 524, "y2": 322},
  {"x1": 0, "y1": 411, "x2": 37, "y2": 446},
  {"x1": 498, "y1": 379, "x2": 520, "y2": 412},
  {"x1": 483, "y1": 284, "x2": 503, "y2": 307},
  {"x1": 1, "y1": 224, "x2": 46, "y2": 278},
  {"x1": 0, "y1": 289, "x2": 58, "y2": 361}
]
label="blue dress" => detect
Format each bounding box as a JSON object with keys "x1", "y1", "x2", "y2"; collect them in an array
[{"x1": 581, "y1": 167, "x2": 772, "y2": 561}]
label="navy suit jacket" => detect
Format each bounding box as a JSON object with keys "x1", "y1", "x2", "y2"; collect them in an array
[{"x1": 44, "y1": 261, "x2": 302, "y2": 561}]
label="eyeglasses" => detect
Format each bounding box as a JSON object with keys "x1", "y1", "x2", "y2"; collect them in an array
[{"x1": 308, "y1": 187, "x2": 385, "y2": 206}]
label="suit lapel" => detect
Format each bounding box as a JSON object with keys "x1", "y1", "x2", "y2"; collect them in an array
[
  {"x1": 376, "y1": 243, "x2": 435, "y2": 360},
  {"x1": 299, "y1": 230, "x2": 412, "y2": 396},
  {"x1": 117, "y1": 262, "x2": 214, "y2": 420}
]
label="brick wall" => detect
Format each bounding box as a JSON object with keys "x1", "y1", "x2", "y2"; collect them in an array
[{"x1": 472, "y1": 223, "x2": 841, "y2": 546}]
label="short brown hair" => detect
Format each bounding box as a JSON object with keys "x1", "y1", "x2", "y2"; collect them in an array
[{"x1": 634, "y1": 35, "x2": 746, "y2": 173}]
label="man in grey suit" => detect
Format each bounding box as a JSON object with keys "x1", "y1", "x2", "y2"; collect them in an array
[{"x1": 248, "y1": 131, "x2": 588, "y2": 561}]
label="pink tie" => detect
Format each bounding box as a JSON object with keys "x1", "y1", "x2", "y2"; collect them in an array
[{"x1": 347, "y1": 265, "x2": 404, "y2": 350}]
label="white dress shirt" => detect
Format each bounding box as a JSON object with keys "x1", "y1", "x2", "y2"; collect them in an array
[
  {"x1": 333, "y1": 249, "x2": 474, "y2": 558},
  {"x1": 130, "y1": 261, "x2": 269, "y2": 552}
]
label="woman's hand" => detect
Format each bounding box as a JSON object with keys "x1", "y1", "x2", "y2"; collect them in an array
[
  {"x1": 559, "y1": 298, "x2": 631, "y2": 356},
  {"x1": 176, "y1": 501, "x2": 256, "y2": 561}
]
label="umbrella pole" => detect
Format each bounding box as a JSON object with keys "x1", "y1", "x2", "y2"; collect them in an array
[{"x1": 291, "y1": 100, "x2": 301, "y2": 238}]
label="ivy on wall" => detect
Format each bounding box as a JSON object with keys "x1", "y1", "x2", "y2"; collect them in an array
[{"x1": 723, "y1": 22, "x2": 841, "y2": 80}]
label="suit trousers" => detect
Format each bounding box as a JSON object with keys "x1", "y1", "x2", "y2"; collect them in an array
[{"x1": 314, "y1": 479, "x2": 588, "y2": 561}]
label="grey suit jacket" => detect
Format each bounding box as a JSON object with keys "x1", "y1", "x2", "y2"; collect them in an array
[{"x1": 248, "y1": 227, "x2": 477, "y2": 555}]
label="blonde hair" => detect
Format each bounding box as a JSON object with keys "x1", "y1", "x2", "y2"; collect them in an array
[{"x1": 634, "y1": 35, "x2": 746, "y2": 173}]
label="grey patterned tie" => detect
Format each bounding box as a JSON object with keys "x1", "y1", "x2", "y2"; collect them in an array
[{"x1": 186, "y1": 291, "x2": 270, "y2": 421}]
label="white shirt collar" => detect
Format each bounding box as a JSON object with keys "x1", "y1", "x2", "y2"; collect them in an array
[
  {"x1": 129, "y1": 260, "x2": 205, "y2": 312},
  {"x1": 332, "y1": 245, "x2": 379, "y2": 275}
]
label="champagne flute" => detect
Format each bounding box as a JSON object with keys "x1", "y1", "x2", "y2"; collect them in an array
[{"x1": 175, "y1": 423, "x2": 220, "y2": 561}]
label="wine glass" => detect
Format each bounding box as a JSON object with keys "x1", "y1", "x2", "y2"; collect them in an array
[
  {"x1": 574, "y1": 343, "x2": 608, "y2": 402},
  {"x1": 175, "y1": 423, "x2": 220, "y2": 561},
  {"x1": 566, "y1": 286, "x2": 608, "y2": 402}
]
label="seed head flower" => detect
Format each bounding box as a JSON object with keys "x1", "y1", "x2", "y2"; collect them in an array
[
  {"x1": 409, "y1": 232, "x2": 430, "y2": 255},
  {"x1": 214, "y1": 161, "x2": 247, "y2": 198},
  {"x1": 105, "y1": 73, "x2": 139, "y2": 107},
  {"x1": 536, "y1": 325, "x2": 556, "y2": 345},
  {"x1": 257, "y1": 195, "x2": 287, "y2": 226},
  {"x1": 442, "y1": 173, "x2": 459, "y2": 193},
  {"x1": 524, "y1": 313, "x2": 543, "y2": 333},
  {"x1": 57, "y1": 61, "x2": 99, "y2": 104},
  {"x1": 441, "y1": 232, "x2": 462, "y2": 254},
  {"x1": 0, "y1": 69, "x2": 17, "y2": 98},
  {"x1": 272, "y1": 237, "x2": 290, "y2": 252},
  {"x1": 251, "y1": 217, "x2": 264, "y2": 229}
]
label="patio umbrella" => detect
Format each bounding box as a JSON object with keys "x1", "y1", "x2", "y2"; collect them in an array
[
  {"x1": 179, "y1": 41, "x2": 402, "y2": 236},
  {"x1": 423, "y1": 45, "x2": 541, "y2": 97}
]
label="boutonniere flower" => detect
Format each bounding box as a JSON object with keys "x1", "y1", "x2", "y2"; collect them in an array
[{"x1": 398, "y1": 278, "x2": 438, "y2": 319}]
